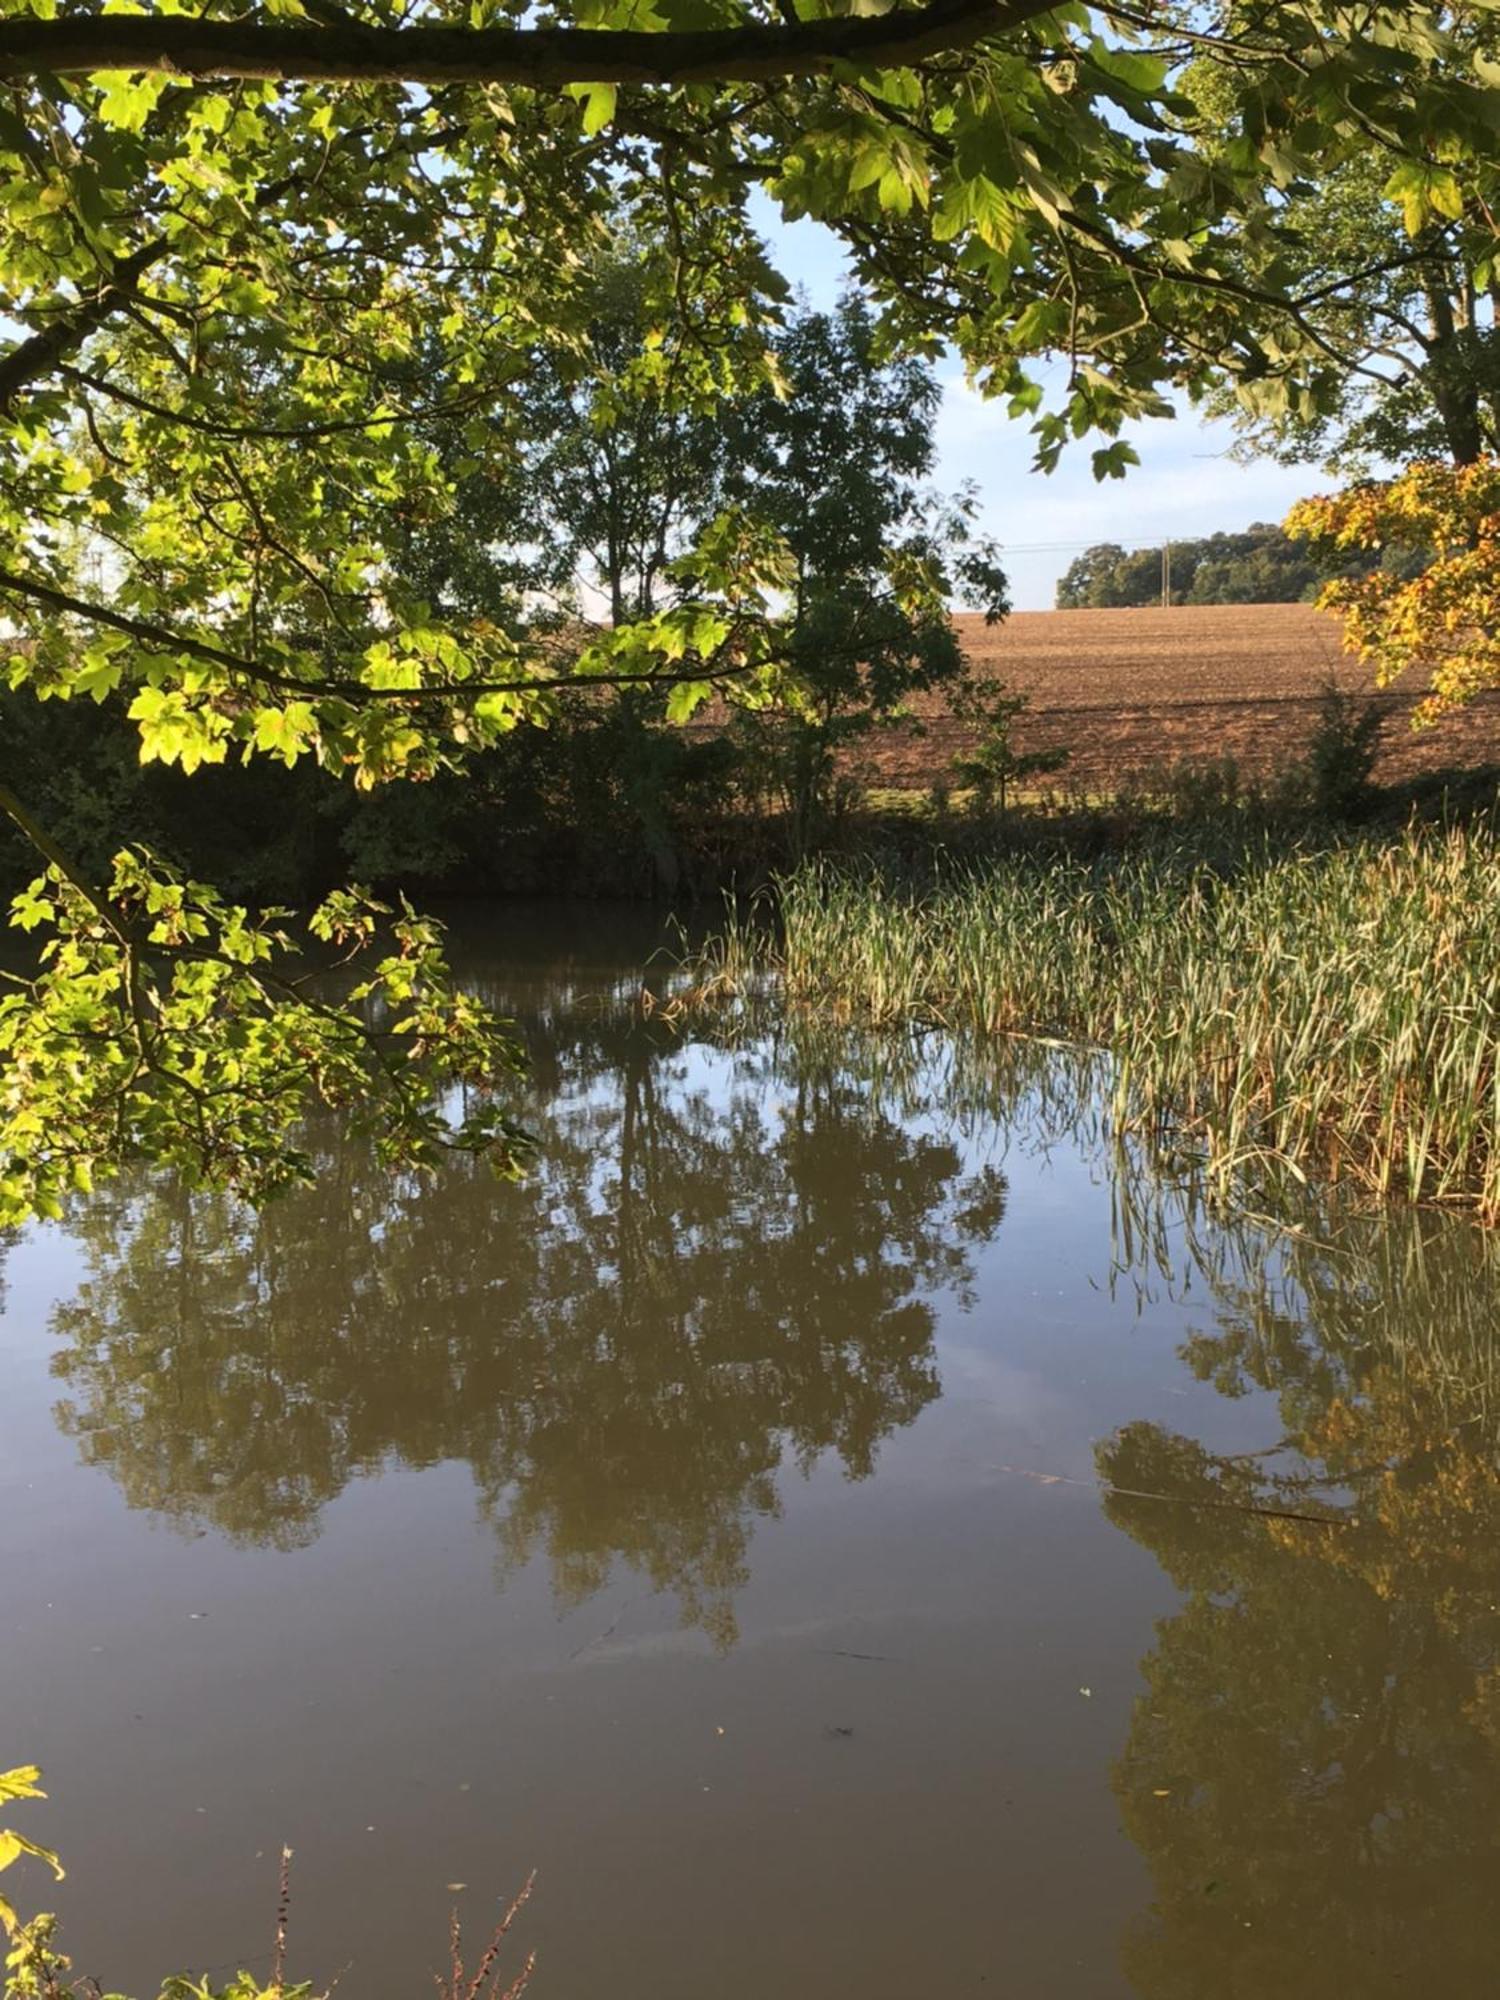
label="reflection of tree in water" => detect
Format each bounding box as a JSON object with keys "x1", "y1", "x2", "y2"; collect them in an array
[
  {"x1": 1098, "y1": 1178, "x2": 1500, "y2": 1999},
  {"x1": 50, "y1": 994, "x2": 1006, "y2": 1647}
]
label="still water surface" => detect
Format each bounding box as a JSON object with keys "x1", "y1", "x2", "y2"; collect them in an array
[{"x1": 5, "y1": 908, "x2": 1500, "y2": 1997}]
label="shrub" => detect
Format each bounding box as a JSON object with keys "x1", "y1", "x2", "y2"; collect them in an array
[{"x1": 1305, "y1": 680, "x2": 1384, "y2": 821}]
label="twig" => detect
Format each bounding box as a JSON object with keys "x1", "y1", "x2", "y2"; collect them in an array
[{"x1": 994, "y1": 1461, "x2": 1354, "y2": 1530}]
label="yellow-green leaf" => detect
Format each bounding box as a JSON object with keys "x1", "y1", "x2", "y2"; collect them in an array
[{"x1": 0, "y1": 1771, "x2": 44, "y2": 1807}]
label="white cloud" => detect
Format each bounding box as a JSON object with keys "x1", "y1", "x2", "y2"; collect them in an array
[
  {"x1": 933, "y1": 371, "x2": 1327, "y2": 608},
  {"x1": 748, "y1": 199, "x2": 1331, "y2": 609}
]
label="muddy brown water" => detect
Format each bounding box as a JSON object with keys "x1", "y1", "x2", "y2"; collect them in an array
[{"x1": 5, "y1": 906, "x2": 1500, "y2": 1998}]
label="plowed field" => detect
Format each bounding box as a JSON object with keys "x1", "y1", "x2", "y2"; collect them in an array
[{"x1": 867, "y1": 603, "x2": 1500, "y2": 793}]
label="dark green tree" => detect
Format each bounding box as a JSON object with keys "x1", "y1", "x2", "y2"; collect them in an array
[
  {"x1": 1054, "y1": 526, "x2": 1363, "y2": 609},
  {"x1": 948, "y1": 678, "x2": 1065, "y2": 815},
  {"x1": 723, "y1": 293, "x2": 1008, "y2": 843},
  {"x1": 519, "y1": 249, "x2": 758, "y2": 628},
  {"x1": 1186, "y1": 75, "x2": 1500, "y2": 472}
]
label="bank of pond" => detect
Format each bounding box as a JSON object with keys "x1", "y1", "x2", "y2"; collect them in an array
[{"x1": 691, "y1": 822, "x2": 1500, "y2": 1220}]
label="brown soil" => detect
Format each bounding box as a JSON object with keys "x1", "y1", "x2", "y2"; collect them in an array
[{"x1": 864, "y1": 604, "x2": 1500, "y2": 793}]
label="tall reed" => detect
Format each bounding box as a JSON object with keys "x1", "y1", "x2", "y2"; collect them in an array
[{"x1": 695, "y1": 827, "x2": 1500, "y2": 1218}]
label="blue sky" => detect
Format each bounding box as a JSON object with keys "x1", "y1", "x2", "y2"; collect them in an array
[{"x1": 757, "y1": 200, "x2": 1328, "y2": 610}]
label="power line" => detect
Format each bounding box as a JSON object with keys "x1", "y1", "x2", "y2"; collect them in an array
[{"x1": 999, "y1": 535, "x2": 1198, "y2": 555}]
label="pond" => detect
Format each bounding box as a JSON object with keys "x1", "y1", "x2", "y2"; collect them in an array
[{"x1": 5, "y1": 904, "x2": 1500, "y2": 1999}]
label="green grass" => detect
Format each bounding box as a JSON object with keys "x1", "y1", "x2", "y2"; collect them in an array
[{"x1": 693, "y1": 825, "x2": 1500, "y2": 1218}]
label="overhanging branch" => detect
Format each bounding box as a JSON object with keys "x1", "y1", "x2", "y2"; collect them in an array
[
  {"x1": 0, "y1": 0, "x2": 1049, "y2": 88},
  {"x1": 0, "y1": 120, "x2": 445, "y2": 416},
  {"x1": 0, "y1": 565, "x2": 774, "y2": 702},
  {"x1": 0, "y1": 240, "x2": 169, "y2": 417},
  {"x1": 0, "y1": 774, "x2": 128, "y2": 935}
]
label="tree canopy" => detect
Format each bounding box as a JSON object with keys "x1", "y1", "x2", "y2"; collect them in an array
[
  {"x1": 1290, "y1": 458, "x2": 1500, "y2": 717},
  {"x1": 1054, "y1": 524, "x2": 1361, "y2": 608},
  {"x1": 1, "y1": 0, "x2": 1497, "y2": 1209},
  {"x1": 1187, "y1": 53, "x2": 1500, "y2": 474}
]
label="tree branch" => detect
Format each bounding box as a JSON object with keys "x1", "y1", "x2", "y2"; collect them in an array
[
  {"x1": 0, "y1": 774, "x2": 133, "y2": 943},
  {"x1": 0, "y1": 564, "x2": 311, "y2": 691},
  {"x1": 0, "y1": 240, "x2": 169, "y2": 417},
  {"x1": 0, "y1": 564, "x2": 775, "y2": 702},
  {"x1": 0, "y1": 119, "x2": 429, "y2": 418},
  {"x1": 58, "y1": 362, "x2": 512, "y2": 442},
  {"x1": 0, "y1": 0, "x2": 1050, "y2": 88}
]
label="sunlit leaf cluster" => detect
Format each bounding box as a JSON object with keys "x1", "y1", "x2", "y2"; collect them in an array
[
  {"x1": 1289, "y1": 457, "x2": 1500, "y2": 716},
  {"x1": 0, "y1": 850, "x2": 529, "y2": 1223},
  {"x1": 0, "y1": 1769, "x2": 59, "y2": 1945}
]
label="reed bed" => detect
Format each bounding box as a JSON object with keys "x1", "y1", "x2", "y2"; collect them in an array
[{"x1": 697, "y1": 826, "x2": 1500, "y2": 1218}]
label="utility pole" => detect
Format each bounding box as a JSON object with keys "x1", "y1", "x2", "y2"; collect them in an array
[{"x1": 1161, "y1": 539, "x2": 1171, "y2": 608}]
